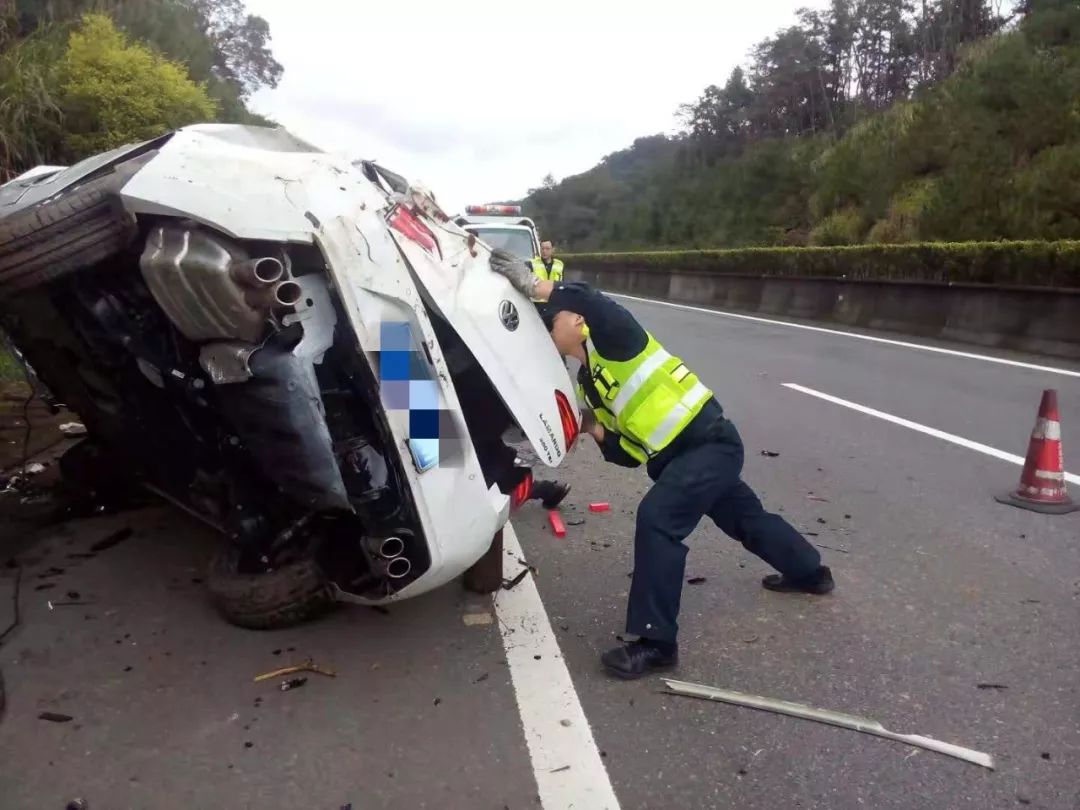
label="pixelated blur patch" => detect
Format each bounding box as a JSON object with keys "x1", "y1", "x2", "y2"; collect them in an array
[
  {"x1": 380, "y1": 321, "x2": 412, "y2": 352},
  {"x1": 409, "y1": 409, "x2": 440, "y2": 439},
  {"x1": 381, "y1": 380, "x2": 410, "y2": 410},
  {"x1": 409, "y1": 379, "x2": 439, "y2": 410},
  {"x1": 379, "y1": 350, "x2": 410, "y2": 381},
  {"x1": 437, "y1": 410, "x2": 464, "y2": 468},
  {"x1": 408, "y1": 350, "x2": 431, "y2": 380}
]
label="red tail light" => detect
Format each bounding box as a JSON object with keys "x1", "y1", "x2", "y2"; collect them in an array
[
  {"x1": 555, "y1": 390, "x2": 579, "y2": 450},
  {"x1": 388, "y1": 204, "x2": 437, "y2": 253},
  {"x1": 510, "y1": 470, "x2": 533, "y2": 511}
]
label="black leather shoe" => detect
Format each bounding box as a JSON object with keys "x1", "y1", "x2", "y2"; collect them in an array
[
  {"x1": 762, "y1": 565, "x2": 835, "y2": 595},
  {"x1": 601, "y1": 640, "x2": 678, "y2": 680},
  {"x1": 531, "y1": 480, "x2": 571, "y2": 509}
]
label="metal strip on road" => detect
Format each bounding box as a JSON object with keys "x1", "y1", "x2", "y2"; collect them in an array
[
  {"x1": 783, "y1": 382, "x2": 1080, "y2": 485},
  {"x1": 495, "y1": 524, "x2": 621, "y2": 810},
  {"x1": 608, "y1": 293, "x2": 1080, "y2": 379}
]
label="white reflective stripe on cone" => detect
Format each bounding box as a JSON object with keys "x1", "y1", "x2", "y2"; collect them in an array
[
  {"x1": 1034, "y1": 469, "x2": 1065, "y2": 481},
  {"x1": 611, "y1": 349, "x2": 673, "y2": 413},
  {"x1": 646, "y1": 382, "x2": 711, "y2": 449},
  {"x1": 1021, "y1": 484, "x2": 1068, "y2": 497},
  {"x1": 1032, "y1": 418, "x2": 1062, "y2": 441}
]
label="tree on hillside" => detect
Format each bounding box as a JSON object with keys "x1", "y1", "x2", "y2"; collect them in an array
[
  {"x1": 58, "y1": 13, "x2": 218, "y2": 157},
  {"x1": 8, "y1": 0, "x2": 280, "y2": 122}
]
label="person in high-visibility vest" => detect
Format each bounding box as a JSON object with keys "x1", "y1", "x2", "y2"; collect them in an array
[
  {"x1": 488, "y1": 250, "x2": 833, "y2": 679},
  {"x1": 530, "y1": 240, "x2": 564, "y2": 283}
]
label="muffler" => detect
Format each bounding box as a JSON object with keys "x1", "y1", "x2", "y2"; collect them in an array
[{"x1": 140, "y1": 224, "x2": 300, "y2": 342}]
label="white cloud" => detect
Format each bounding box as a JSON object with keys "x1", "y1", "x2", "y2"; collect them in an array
[{"x1": 246, "y1": 0, "x2": 819, "y2": 213}]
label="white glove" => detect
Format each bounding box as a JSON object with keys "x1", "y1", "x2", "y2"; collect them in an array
[{"x1": 489, "y1": 249, "x2": 538, "y2": 298}]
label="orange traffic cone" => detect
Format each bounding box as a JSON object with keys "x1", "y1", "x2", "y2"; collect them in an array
[{"x1": 995, "y1": 390, "x2": 1077, "y2": 514}]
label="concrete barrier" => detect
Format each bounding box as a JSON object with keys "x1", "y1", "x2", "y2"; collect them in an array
[{"x1": 565, "y1": 264, "x2": 1080, "y2": 360}]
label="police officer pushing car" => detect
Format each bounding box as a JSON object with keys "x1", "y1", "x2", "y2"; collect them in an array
[{"x1": 489, "y1": 250, "x2": 834, "y2": 680}]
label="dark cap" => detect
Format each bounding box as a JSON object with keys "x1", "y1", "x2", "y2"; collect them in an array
[{"x1": 534, "y1": 302, "x2": 557, "y2": 331}]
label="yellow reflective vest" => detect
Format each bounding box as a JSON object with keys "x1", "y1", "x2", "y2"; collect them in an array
[
  {"x1": 530, "y1": 257, "x2": 564, "y2": 282},
  {"x1": 577, "y1": 332, "x2": 713, "y2": 464}
]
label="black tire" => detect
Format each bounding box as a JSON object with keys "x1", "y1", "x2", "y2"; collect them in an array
[
  {"x1": 0, "y1": 167, "x2": 138, "y2": 299},
  {"x1": 205, "y1": 546, "x2": 336, "y2": 630}
]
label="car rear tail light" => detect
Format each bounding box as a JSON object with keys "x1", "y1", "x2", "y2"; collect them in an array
[
  {"x1": 510, "y1": 470, "x2": 533, "y2": 511},
  {"x1": 465, "y1": 204, "x2": 522, "y2": 216},
  {"x1": 388, "y1": 204, "x2": 438, "y2": 253},
  {"x1": 555, "y1": 390, "x2": 579, "y2": 450}
]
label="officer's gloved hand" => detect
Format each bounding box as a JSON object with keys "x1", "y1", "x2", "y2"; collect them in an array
[{"x1": 489, "y1": 249, "x2": 538, "y2": 298}]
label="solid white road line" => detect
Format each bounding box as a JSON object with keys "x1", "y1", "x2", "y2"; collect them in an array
[
  {"x1": 495, "y1": 524, "x2": 621, "y2": 810},
  {"x1": 783, "y1": 383, "x2": 1080, "y2": 485},
  {"x1": 608, "y1": 292, "x2": 1080, "y2": 379}
]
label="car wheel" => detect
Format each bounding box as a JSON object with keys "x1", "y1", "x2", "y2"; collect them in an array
[
  {"x1": 0, "y1": 161, "x2": 144, "y2": 300},
  {"x1": 205, "y1": 546, "x2": 336, "y2": 630}
]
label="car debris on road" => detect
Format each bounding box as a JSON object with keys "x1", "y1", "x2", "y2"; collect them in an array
[
  {"x1": 662, "y1": 678, "x2": 994, "y2": 770},
  {"x1": 253, "y1": 659, "x2": 336, "y2": 682}
]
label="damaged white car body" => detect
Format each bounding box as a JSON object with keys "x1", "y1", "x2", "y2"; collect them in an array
[{"x1": 0, "y1": 125, "x2": 578, "y2": 626}]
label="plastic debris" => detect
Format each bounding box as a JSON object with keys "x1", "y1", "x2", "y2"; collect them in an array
[
  {"x1": 548, "y1": 510, "x2": 566, "y2": 538},
  {"x1": 89, "y1": 528, "x2": 134, "y2": 553},
  {"x1": 59, "y1": 423, "x2": 88, "y2": 437},
  {"x1": 662, "y1": 678, "x2": 994, "y2": 769},
  {"x1": 760, "y1": 450, "x2": 780, "y2": 458},
  {"x1": 279, "y1": 677, "x2": 307, "y2": 692},
  {"x1": 502, "y1": 568, "x2": 530, "y2": 590},
  {"x1": 254, "y1": 659, "x2": 336, "y2": 682},
  {"x1": 588, "y1": 502, "x2": 611, "y2": 513},
  {"x1": 38, "y1": 712, "x2": 74, "y2": 723},
  {"x1": 24, "y1": 463, "x2": 46, "y2": 475}
]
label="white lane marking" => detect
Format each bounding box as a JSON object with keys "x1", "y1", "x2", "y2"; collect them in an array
[
  {"x1": 608, "y1": 292, "x2": 1080, "y2": 379},
  {"x1": 783, "y1": 383, "x2": 1080, "y2": 485},
  {"x1": 495, "y1": 524, "x2": 621, "y2": 810}
]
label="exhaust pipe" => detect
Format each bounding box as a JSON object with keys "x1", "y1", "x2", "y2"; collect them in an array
[
  {"x1": 386, "y1": 556, "x2": 411, "y2": 579},
  {"x1": 232, "y1": 256, "x2": 285, "y2": 288},
  {"x1": 378, "y1": 536, "x2": 405, "y2": 559},
  {"x1": 273, "y1": 280, "x2": 303, "y2": 308}
]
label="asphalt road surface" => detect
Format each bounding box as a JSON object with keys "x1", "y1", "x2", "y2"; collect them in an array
[{"x1": 1, "y1": 295, "x2": 1078, "y2": 810}]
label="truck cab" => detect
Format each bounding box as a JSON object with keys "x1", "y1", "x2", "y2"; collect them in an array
[{"x1": 454, "y1": 204, "x2": 540, "y2": 263}]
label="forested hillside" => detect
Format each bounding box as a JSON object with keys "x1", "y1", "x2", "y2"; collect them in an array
[
  {"x1": 526, "y1": 0, "x2": 1080, "y2": 250},
  {"x1": 0, "y1": 0, "x2": 282, "y2": 180}
]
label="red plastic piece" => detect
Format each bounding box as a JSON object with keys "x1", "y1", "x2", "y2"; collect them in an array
[
  {"x1": 548, "y1": 509, "x2": 566, "y2": 538},
  {"x1": 588, "y1": 502, "x2": 611, "y2": 513}
]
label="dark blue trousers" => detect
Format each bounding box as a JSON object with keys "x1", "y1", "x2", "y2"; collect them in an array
[{"x1": 626, "y1": 421, "x2": 821, "y2": 643}]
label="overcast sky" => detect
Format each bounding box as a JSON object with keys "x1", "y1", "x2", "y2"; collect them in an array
[{"x1": 246, "y1": 0, "x2": 822, "y2": 213}]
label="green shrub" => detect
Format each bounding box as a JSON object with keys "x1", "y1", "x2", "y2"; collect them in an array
[
  {"x1": 565, "y1": 241, "x2": 1080, "y2": 288},
  {"x1": 808, "y1": 207, "x2": 868, "y2": 246}
]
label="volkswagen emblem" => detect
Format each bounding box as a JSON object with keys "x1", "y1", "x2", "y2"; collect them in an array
[{"x1": 499, "y1": 300, "x2": 519, "y2": 331}]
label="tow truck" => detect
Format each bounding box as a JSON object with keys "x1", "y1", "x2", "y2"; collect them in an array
[{"x1": 454, "y1": 204, "x2": 540, "y2": 263}]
